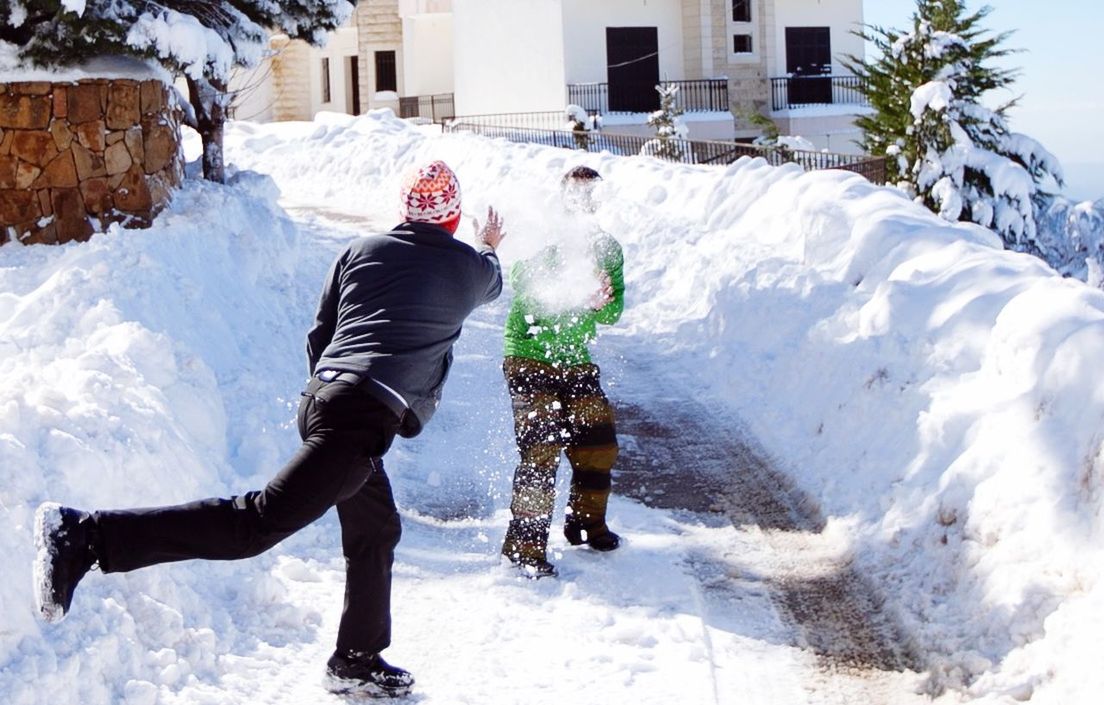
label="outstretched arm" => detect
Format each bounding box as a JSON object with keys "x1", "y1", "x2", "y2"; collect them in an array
[{"x1": 473, "y1": 206, "x2": 506, "y2": 303}]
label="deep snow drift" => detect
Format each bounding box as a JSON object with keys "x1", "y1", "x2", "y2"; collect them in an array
[{"x1": 0, "y1": 110, "x2": 1101, "y2": 704}]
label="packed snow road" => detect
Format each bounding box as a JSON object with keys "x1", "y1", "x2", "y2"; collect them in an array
[{"x1": 608, "y1": 359, "x2": 930, "y2": 705}]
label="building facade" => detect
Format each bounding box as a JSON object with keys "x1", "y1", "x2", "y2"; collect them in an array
[{"x1": 239, "y1": 0, "x2": 868, "y2": 152}]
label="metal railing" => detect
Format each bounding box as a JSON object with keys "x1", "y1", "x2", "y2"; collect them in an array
[
  {"x1": 568, "y1": 78, "x2": 729, "y2": 114},
  {"x1": 443, "y1": 121, "x2": 886, "y2": 184},
  {"x1": 769, "y1": 76, "x2": 868, "y2": 111},
  {"x1": 399, "y1": 93, "x2": 455, "y2": 123},
  {"x1": 441, "y1": 111, "x2": 577, "y2": 131}
]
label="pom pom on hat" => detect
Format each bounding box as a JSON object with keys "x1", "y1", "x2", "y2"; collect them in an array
[{"x1": 400, "y1": 160, "x2": 462, "y2": 225}]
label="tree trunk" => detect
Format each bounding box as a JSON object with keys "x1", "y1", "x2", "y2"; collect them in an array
[{"x1": 186, "y1": 75, "x2": 228, "y2": 184}]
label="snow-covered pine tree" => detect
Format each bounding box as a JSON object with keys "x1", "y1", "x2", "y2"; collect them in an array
[
  {"x1": 844, "y1": 0, "x2": 1062, "y2": 251},
  {"x1": 641, "y1": 83, "x2": 689, "y2": 162},
  {"x1": 0, "y1": 0, "x2": 355, "y2": 183}
]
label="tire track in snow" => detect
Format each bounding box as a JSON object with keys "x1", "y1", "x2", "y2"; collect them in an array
[{"x1": 611, "y1": 372, "x2": 928, "y2": 705}]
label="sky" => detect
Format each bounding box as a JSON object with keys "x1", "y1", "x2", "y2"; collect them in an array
[{"x1": 863, "y1": 0, "x2": 1104, "y2": 201}]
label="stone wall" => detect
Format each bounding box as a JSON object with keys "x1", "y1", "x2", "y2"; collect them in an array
[
  {"x1": 271, "y1": 36, "x2": 314, "y2": 122},
  {"x1": 356, "y1": 0, "x2": 403, "y2": 113},
  {"x1": 0, "y1": 78, "x2": 184, "y2": 246}
]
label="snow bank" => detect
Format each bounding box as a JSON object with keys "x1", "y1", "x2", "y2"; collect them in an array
[
  {"x1": 0, "y1": 173, "x2": 328, "y2": 704},
  {"x1": 225, "y1": 111, "x2": 1104, "y2": 703}
]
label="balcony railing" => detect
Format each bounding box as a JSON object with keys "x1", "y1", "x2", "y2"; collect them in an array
[
  {"x1": 442, "y1": 120, "x2": 886, "y2": 184},
  {"x1": 769, "y1": 76, "x2": 868, "y2": 111},
  {"x1": 399, "y1": 93, "x2": 455, "y2": 123},
  {"x1": 567, "y1": 78, "x2": 729, "y2": 114}
]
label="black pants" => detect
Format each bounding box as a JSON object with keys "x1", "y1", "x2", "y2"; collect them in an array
[{"x1": 93, "y1": 375, "x2": 403, "y2": 654}]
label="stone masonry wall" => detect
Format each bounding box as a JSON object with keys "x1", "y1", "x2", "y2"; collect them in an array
[
  {"x1": 356, "y1": 0, "x2": 402, "y2": 113},
  {"x1": 0, "y1": 78, "x2": 184, "y2": 246}
]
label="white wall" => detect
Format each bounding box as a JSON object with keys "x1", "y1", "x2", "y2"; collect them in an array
[
  {"x1": 228, "y1": 63, "x2": 275, "y2": 122},
  {"x1": 453, "y1": 0, "x2": 566, "y2": 115},
  {"x1": 561, "y1": 0, "x2": 684, "y2": 84},
  {"x1": 774, "y1": 113, "x2": 864, "y2": 154},
  {"x1": 771, "y1": 0, "x2": 864, "y2": 76},
  {"x1": 398, "y1": 0, "x2": 451, "y2": 14},
  {"x1": 309, "y1": 26, "x2": 362, "y2": 116},
  {"x1": 402, "y1": 13, "x2": 454, "y2": 96}
]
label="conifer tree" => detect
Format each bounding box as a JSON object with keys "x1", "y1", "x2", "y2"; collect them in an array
[
  {"x1": 844, "y1": 0, "x2": 1062, "y2": 250},
  {"x1": 1, "y1": 0, "x2": 355, "y2": 183},
  {"x1": 642, "y1": 83, "x2": 689, "y2": 162}
]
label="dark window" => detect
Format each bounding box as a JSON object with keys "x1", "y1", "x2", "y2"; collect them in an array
[
  {"x1": 321, "y1": 58, "x2": 331, "y2": 103},
  {"x1": 375, "y1": 51, "x2": 397, "y2": 92},
  {"x1": 732, "y1": 0, "x2": 751, "y2": 23},
  {"x1": 733, "y1": 34, "x2": 753, "y2": 54}
]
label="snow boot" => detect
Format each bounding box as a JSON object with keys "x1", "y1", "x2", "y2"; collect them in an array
[
  {"x1": 323, "y1": 650, "x2": 414, "y2": 698},
  {"x1": 564, "y1": 514, "x2": 620, "y2": 552},
  {"x1": 33, "y1": 502, "x2": 100, "y2": 623},
  {"x1": 502, "y1": 517, "x2": 558, "y2": 579},
  {"x1": 507, "y1": 555, "x2": 559, "y2": 580}
]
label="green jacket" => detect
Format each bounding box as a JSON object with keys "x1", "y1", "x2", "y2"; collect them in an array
[{"x1": 503, "y1": 234, "x2": 624, "y2": 366}]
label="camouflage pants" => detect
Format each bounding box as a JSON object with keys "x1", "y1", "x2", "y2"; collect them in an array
[{"x1": 501, "y1": 356, "x2": 619, "y2": 562}]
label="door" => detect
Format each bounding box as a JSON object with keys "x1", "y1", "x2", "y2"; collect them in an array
[
  {"x1": 785, "y1": 27, "x2": 832, "y2": 105},
  {"x1": 347, "y1": 56, "x2": 360, "y2": 115},
  {"x1": 606, "y1": 27, "x2": 660, "y2": 113}
]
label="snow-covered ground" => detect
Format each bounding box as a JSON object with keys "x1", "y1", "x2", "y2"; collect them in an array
[{"x1": 1, "y1": 110, "x2": 1102, "y2": 704}]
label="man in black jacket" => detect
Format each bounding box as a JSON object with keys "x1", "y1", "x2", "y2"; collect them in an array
[{"x1": 33, "y1": 160, "x2": 505, "y2": 698}]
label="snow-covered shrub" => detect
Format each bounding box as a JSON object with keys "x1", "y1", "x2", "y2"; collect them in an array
[
  {"x1": 642, "y1": 83, "x2": 689, "y2": 162},
  {"x1": 776, "y1": 135, "x2": 817, "y2": 152},
  {"x1": 1035, "y1": 196, "x2": 1104, "y2": 284},
  {"x1": 565, "y1": 104, "x2": 600, "y2": 150}
]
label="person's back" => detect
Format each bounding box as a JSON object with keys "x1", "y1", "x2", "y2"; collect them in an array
[{"x1": 310, "y1": 222, "x2": 502, "y2": 429}]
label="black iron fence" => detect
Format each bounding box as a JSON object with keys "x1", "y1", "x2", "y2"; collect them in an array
[
  {"x1": 567, "y1": 78, "x2": 729, "y2": 114},
  {"x1": 442, "y1": 111, "x2": 576, "y2": 131},
  {"x1": 399, "y1": 93, "x2": 455, "y2": 123},
  {"x1": 443, "y1": 120, "x2": 886, "y2": 184},
  {"x1": 769, "y1": 76, "x2": 867, "y2": 111}
]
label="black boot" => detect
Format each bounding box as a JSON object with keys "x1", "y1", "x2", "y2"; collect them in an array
[
  {"x1": 324, "y1": 650, "x2": 414, "y2": 697},
  {"x1": 508, "y1": 554, "x2": 559, "y2": 580},
  {"x1": 33, "y1": 502, "x2": 99, "y2": 623},
  {"x1": 502, "y1": 517, "x2": 557, "y2": 579},
  {"x1": 564, "y1": 514, "x2": 621, "y2": 552}
]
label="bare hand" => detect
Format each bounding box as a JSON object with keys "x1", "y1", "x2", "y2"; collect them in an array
[
  {"x1": 474, "y1": 206, "x2": 506, "y2": 250},
  {"x1": 589, "y1": 270, "x2": 614, "y2": 310}
]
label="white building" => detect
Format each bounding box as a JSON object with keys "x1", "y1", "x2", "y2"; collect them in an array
[
  {"x1": 237, "y1": 1, "x2": 869, "y2": 153},
  {"x1": 229, "y1": 1, "x2": 454, "y2": 124},
  {"x1": 453, "y1": 0, "x2": 868, "y2": 151}
]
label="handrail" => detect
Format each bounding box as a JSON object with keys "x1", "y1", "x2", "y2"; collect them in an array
[
  {"x1": 443, "y1": 121, "x2": 886, "y2": 184},
  {"x1": 568, "y1": 78, "x2": 729, "y2": 114},
  {"x1": 769, "y1": 76, "x2": 868, "y2": 111}
]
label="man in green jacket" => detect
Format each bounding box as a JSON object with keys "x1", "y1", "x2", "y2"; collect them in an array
[{"x1": 501, "y1": 166, "x2": 625, "y2": 578}]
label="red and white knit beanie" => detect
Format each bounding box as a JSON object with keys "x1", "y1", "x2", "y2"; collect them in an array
[{"x1": 399, "y1": 160, "x2": 462, "y2": 224}]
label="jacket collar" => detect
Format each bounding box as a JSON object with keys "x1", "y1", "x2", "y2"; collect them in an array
[{"x1": 392, "y1": 221, "x2": 454, "y2": 240}]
